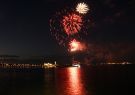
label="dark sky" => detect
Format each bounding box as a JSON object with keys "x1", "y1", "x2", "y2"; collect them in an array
[{"x1": 0, "y1": 0, "x2": 134, "y2": 57}]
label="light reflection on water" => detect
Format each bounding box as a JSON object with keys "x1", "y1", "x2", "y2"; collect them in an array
[
  {"x1": 68, "y1": 68, "x2": 84, "y2": 95},
  {"x1": 56, "y1": 67, "x2": 87, "y2": 95},
  {"x1": 0, "y1": 65, "x2": 134, "y2": 95}
]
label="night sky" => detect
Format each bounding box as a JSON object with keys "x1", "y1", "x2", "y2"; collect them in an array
[{"x1": 0, "y1": 0, "x2": 135, "y2": 57}]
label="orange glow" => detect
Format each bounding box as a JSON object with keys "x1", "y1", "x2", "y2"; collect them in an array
[
  {"x1": 70, "y1": 39, "x2": 79, "y2": 52},
  {"x1": 69, "y1": 39, "x2": 85, "y2": 52}
]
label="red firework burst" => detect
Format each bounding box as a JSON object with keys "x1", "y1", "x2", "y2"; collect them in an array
[
  {"x1": 62, "y1": 13, "x2": 82, "y2": 35},
  {"x1": 50, "y1": 8, "x2": 91, "y2": 47}
]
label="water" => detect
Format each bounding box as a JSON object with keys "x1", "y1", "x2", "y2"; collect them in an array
[{"x1": 0, "y1": 65, "x2": 134, "y2": 95}]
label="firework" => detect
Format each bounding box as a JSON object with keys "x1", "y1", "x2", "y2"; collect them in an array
[
  {"x1": 62, "y1": 13, "x2": 82, "y2": 35},
  {"x1": 50, "y1": 3, "x2": 91, "y2": 48},
  {"x1": 69, "y1": 39, "x2": 85, "y2": 52},
  {"x1": 76, "y1": 2, "x2": 89, "y2": 14}
]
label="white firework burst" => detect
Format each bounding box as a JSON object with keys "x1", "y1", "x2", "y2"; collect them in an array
[{"x1": 76, "y1": 2, "x2": 89, "y2": 14}]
